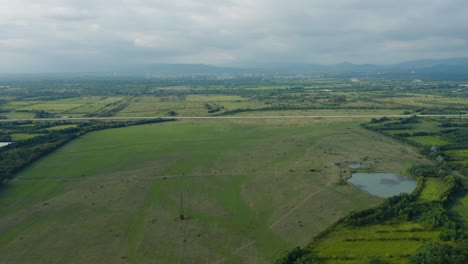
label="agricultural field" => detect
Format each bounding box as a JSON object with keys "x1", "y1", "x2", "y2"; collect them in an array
[
  {"x1": 419, "y1": 178, "x2": 449, "y2": 202},
  {"x1": 305, "y1": 116, "x2": 468, "y2": 263},
  {"x1": 407, "y1": 136, "x2": 450, "y2": 146},
  {"x1": 1, "y1": 76, "x2": 467, "y2": 263},
  {"x1": 0, "y1": 119, "x2": 427, "y2": 263},
  {"x1": 311, "y1": 222, "x2": 441, "y2": 263},
  {"x1": 1, "y1": 77, "x2": 467, "y2": 119}
]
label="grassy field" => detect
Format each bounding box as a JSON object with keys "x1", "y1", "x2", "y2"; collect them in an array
[
  {"x1": 46, "y1": 124, "x2": 78, "y2": 131},
  {"x1": 407, "y1": 136, "x2": 451, "y2": 146},
  {"x1": 10, "y1": 133, "x2": 44, "y2": 141},
  {"x1": 419, "y1": 178, "x2": 448, "y2": 201},
  {"x1": 310, "y1": 222, "x2": 441, "y2": 263},
  {"x1": 0, "y1": 119, "x2": 427, "y2": 264},
  {"x1": 446, "y1": 149, "x2": 468, "y2": 161}
]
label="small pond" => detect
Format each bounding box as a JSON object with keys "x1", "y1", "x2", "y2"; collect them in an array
[
  {"x1": 348, "y1": 163, "x2": 366, "y2": 169},
  {"x1": 0, "y1": 142, "x2": 11, "y2": 148},
  {"x1": 348, "y1": 172, "x2": 417, "y2": 198}
]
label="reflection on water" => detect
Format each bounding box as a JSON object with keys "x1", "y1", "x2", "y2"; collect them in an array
[
  {"x1": 348, "y1": 172, "x2": 417, "y2": 198},
  {"x1": 348, "y1": 163, "x2": 366, "y2": 169},
  {"x1": 0, "y1": 142, "x2": 11, "y2": 148}
]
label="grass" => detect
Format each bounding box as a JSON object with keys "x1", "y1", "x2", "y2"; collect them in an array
[
  {"x1": 0, "y1": 119, "x2": 429, "y2": 263},
  {"x1": 446, "y1": 149, "x2": 468, "y2": 161},
  {"x1": 3, "y1": 112, "x2": 36, "y2": 119},
  {"x1": 11, "y1": 133, "x2": 44, "y2": 141},
  {"x1": 116, "y1": 96, "x2": 264, "y2": 117},
  {"x1": 310, "y1": 222, "x2": 440, "y2": 263},
  {"x1": 233, "y1": 109, "x2": 405, "y2": 117},
  {"x1": 46, "y1": 124, "x2": 78, "y2": 131},
  {"x1": 185, "y1": 95, "x2": 248, "y2": 102},
  {"x1": 66, "y1": 96, "x2": 126, "y2": 114},
  {"x1": 17, "y1": 103, "x2": 83, "y2": 111},
  {"x1": 407, "y1": 136, "x2": 450, "y2": 146},
  {"x1": 419, "y1": 178, "x2": 448, "y2": 202}
]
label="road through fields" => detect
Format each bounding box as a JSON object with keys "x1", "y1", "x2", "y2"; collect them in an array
[{"x1": 0, "y1": 114, "x2": 466, "y2": 122}]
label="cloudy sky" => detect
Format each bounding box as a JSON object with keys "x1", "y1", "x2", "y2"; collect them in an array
[{"x1": 1, "y1": 0, "x2": 468, "y2": 72}]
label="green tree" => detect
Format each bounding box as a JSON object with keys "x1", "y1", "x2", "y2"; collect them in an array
[{"x1": 410, "y1": 243, "x2": 468, "y2": 264}]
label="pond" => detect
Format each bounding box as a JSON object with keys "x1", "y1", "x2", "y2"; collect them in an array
[
  {"x1": 0, "y1": 142, "x2": 11, "y2": 148},
  {"x1": 347, "y1": 172, "x2": 417, "y2": 198},
  {"x1": 348, "y1": 162, "x2": 366, "y2": 169}
]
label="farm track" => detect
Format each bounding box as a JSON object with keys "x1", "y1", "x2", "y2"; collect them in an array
[
  {"x1": 12, "y1": 171, "x2": 319, "y2": 182},
  {"x1": 0, "y1": 114, "x2": 467, "y2": 122},
  {"x1": 269, "y1": 190, "x2": 324, "y2": 229}
]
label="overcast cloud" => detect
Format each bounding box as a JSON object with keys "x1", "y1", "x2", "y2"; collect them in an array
[{"x1": 1, "y1": 0, "x2": 468, "y2": 72}]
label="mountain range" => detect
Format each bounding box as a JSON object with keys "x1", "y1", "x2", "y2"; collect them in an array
[{"x1": 111, "y1": 58, "x2": 468, "y2": 77}]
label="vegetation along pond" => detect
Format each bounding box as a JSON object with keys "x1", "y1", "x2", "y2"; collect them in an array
[{"x1": 348, "y1": 172, "x2": 417, "y2": 198}]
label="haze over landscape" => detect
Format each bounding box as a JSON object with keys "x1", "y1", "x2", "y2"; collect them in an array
[
  {"x1": 2, "y1": 0, "x2": 468, "y2": 73},
  {"x1": 1, "y1": 1, "x2": 468, "y2": 264}
]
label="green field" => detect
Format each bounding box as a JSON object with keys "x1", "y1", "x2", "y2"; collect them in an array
[
  {"x1": 419, "y1": 178, "x2": 448, "y2": 201},
  {"x1": 446, "y1": 149, "x2": 468, "y2": 161},
  {"x1": 1, "y1": 75, "x2": 467, "y2": 263},
  {"x1": 10, "y1": 133, "x2": 44, "y2": 141},
  {"x1": 46, "y1": 124, "x2": 78, "y2": 131},
  {"x1": 0, "y1": 119, "x2": 428, "y2": 263},
  {"x1": 311, "y1": 222, "x2": 441, "y2": 263},
  {"x1": 407, "y1": 136, "x2": 450, "y2": 146}
]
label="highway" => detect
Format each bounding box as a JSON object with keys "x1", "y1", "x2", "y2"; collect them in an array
[{"x1": 0, "y1": 114, "x2": 466, "y2": 122}]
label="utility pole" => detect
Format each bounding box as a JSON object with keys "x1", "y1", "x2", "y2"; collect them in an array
[{"x1": 180, "y1": 192, "x2": 184, "y2": 220}]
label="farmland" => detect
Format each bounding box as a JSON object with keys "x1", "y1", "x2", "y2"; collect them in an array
[
  {"x1": 311, "y1": 222, "x2": 441, "y2": 263},
  {"x1": 0, "y1": 75, "x2": 467, "y2": 263},
  {"x1": 0, "y1": 119, "x2": 428, "y2": 263},
  {"x1": 305, "y1": 116, "x2": 468, "y2": 263},
  {"x1": 1, "y1": 76, "x2": 467, "y2": 120}
]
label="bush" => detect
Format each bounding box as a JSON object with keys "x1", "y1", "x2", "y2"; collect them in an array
[
  {"x1": 274, "y1": 247, "x2": 320, "y2": 264},
  {"x1": 410, "y1": 243, "x2": 468, "y2": 264}
]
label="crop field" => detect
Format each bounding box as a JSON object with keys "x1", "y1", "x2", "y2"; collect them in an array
[
  {"x1": 0, "y1": 119, "x2": 428, "y2": 264},
  {"x1": 446, "y1": 149, "x2": 468, "y2": 161},
  {"x1": 1, "y1": 77, "x2": 467, "y2": 263},
  {"x1": 46, "y1": 124, "x2": 78, "y2": 131},
  {"x1": 419, "y1": 178, "x2": 448, "y2": 201},
  {"x1": 115, "y1": 95, "x2": 263, "y2": 117},
  {"x1": 65, "y1": 97, "x2": 127, "y2": 115},
  {"x1": 3, "y1": 111, "x2": 36, "y2": 119},
  {"x1": 10, "y1": 133, "x2": 44, "y2": 141},
  {"x1": 310, "y1": 222, "x2": 441, "y2": 263},
  {"x1": 407, "y1": 136, "x2": 450, "y2": 146},
  {"x1": 374, "y1": 93, "x2": 468, "y2": 109},
  {"x1": 1, "y1": 78, "x2": 467, "y2": 121}
]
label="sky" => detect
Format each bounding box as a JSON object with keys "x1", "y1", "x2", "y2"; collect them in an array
[{"x1": 1, "y1": 0, "x2": 468, "y2": 72}]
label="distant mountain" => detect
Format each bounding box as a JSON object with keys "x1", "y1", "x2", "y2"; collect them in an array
[
  {"x1": 395, "y1": 58, "x2": 468, "y2": 69},
  {"x1": 111, "y1": 63, "x2": 245, "y2": 75},
  {"x1": 257, "y1": 62, "x2": 382, "y2": 75},
  {"x1": 260, "y1": 58, "x2": 468, "y2": 76},
  {"x1": 17, "y1": 58, "x2": 465, "y2": 77},
  {"x1": 389, "y1": 58, "x2": 468, "y2": 77}
]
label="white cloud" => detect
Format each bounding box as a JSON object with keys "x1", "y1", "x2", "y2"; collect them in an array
[
  {"x1": 0, "y1": 0, "x2": 468, "y2": 71},
  {"x1": 0, "y1": 38, "x2": 34, "y2": 49}
]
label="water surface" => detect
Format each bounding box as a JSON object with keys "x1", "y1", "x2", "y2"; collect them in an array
[
  {"x1": 348, "y1": 163, "x2": 366, "y2": 169},
  {"x1": 348, "y1": 172, "x2": 417, "y2": 198},
  {"x1": 0, "y1": 142, "x2": 11, "y2": 148}
]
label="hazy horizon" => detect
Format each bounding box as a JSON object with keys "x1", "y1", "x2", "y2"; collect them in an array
[{"x1": 2, "y1": 0, "x2": 468, "y2": 73}]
